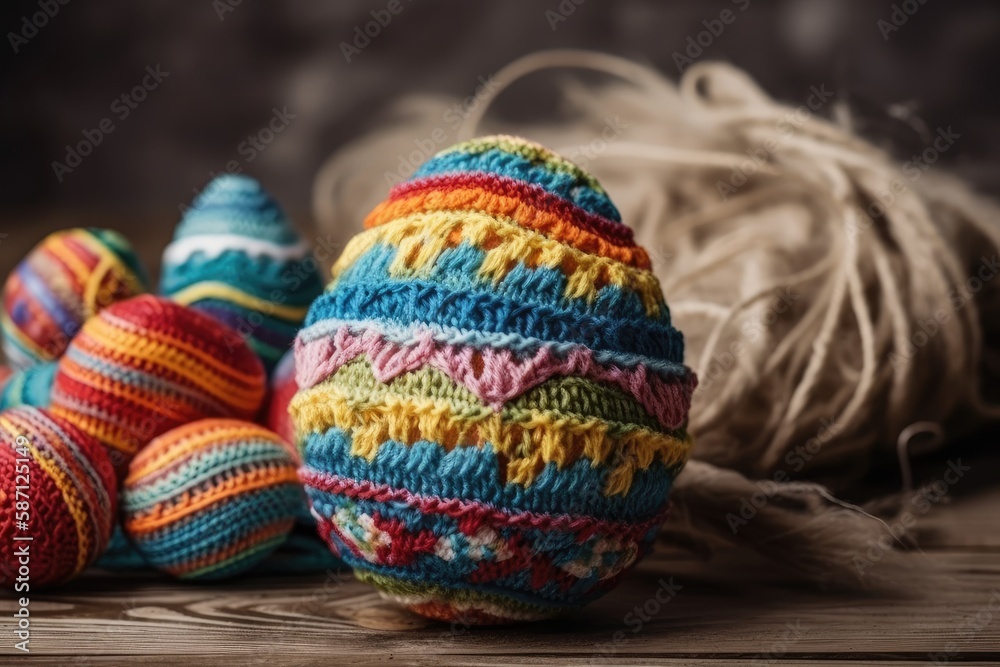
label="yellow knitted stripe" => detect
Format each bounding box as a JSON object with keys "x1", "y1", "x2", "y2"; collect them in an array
[
  {"x1": 331, "y1": 211, "x2": 665, "y2": 317},
  {"x1": 169, "y1": 282, "x2": 310, "y2": 321},
  {"x1": 0, "y1": 415, "x2": 91, "y2": 576},
  {"x1": 291, "y1": 382, "x2": 690, "y2": 496}
]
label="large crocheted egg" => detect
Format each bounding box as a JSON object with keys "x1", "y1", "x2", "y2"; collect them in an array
[
  {"x1": 50, "y1": 294, "x2": 267, "y2": 473},
  {"x1": 2, "y1": 228, "x2": 149, "y2": 370},
  {"x1": 160, "y1": 175, "x2": 324, "y2": 376},
  {"x1": 121, "y1": 419, "x2": 301, "y2": 580},
  {"x1": 0, "y1": 406, "x2": 117, "y2": 588},
  {"x1": 292, "y1": 136, "x2": 697, "y2": 623},
  {"x1": 0, "y1": 361, "x2": 58, "y2": 410}
]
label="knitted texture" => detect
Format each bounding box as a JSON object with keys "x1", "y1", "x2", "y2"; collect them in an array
[
  {"x1": 2, "y1": 228, "x2": 149, "y2": 370},
  {"x1": 292, "y1": 135, "x2": 697, "y2": 623},
  {"x1": 50, "y1": 294, "x2": 266, "y2": 472},
  {"x1": 266, "y1": 349, "x2": 298, "y2": 455},
  {"x1": 121, "y1": 419, "x2": 301, "y2": 580},
  {"x1": 160, "y1": 175, "x2": 324, "y2": 376},
  {"x1": 0, "y1": 406, "x2": 117, "y2": 588},
  {"x1": 0, "y1": 362, "x2": 58, "y2": 410}
]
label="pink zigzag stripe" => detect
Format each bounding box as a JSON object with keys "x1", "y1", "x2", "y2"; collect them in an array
[{"x1": 295, "y1": 325, "x2": 693, "y2": 431}]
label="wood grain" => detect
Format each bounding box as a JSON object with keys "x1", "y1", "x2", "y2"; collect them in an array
[{"x1": 2, "y1": 484, "x2": 999, "y2": 666}]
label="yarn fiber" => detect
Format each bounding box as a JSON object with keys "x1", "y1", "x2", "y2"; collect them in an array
[
  {"x1": 0, "y1": 361, "x2": 57, "y2": 410},
  {"x1": 122, "y1": 419, "x2": 301, "y2": 580},
  {"x1": 293, "y1": 135, "x2": 696, "y2": 623},
  {"x1": 50, "y1": 294, "x2": 266, "y2": 471},
  {"x1": 2, "y1": 228, "x2": 148, "y2": 370},
  {"x1": 266, "y1": 349, "x2": 298, "y2": 452},
  {"x1": 160, "y1": 175, "x2": 324, "y2": 375},
  {"x1": 0, "y1": 406, "x2": 117, "y2": 588}
]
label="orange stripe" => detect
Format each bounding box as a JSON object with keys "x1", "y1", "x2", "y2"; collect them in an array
[
  {"x1": 126, "y1": 468, "x2": 300, "y2": 534},
  {"x1": 128, "y1": 423, "x2": 287, "y2": 481},
  {"x1": 364, "y1": 188, "x2": 651, "y2": 269}
]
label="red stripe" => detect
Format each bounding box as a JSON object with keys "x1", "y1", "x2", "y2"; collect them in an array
[{"x1": 386, "y1": 172, "x2": 636, "y2": 246}]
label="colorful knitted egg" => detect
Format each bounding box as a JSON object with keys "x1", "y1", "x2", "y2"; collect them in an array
[
  {"x1": 0, "y1": 361, "x2": 58, "y2": 410},
  {"x1": 50, "y1": 294, "x2": 267, "y2": 472},
  {"x1": 292, "y1": 136, "x2": 697, "y2": 623},
  {"x1": 2, "y1": 228, "x2": 149, "y2": 370},
  {"x1": 121, "y1": 419, "x2": 301, "y2": 580},
  {"x1": 160, "y1": 175, "x2": 324, "y2": 376},
  {"x1": 265, "y1": 349, "x2": 299, "y2": 453},
  {"x1": 0, "y1": 406, "x2": 117, "y2": 588}
]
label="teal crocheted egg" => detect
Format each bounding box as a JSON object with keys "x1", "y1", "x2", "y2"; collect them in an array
[{"x1": 159, "y1": 175, "x2": 324, "y2": 375}]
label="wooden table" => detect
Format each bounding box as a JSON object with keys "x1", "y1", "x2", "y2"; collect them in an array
[{"x1": 4, "y1": 481, "x2": 999, "y2": 666}]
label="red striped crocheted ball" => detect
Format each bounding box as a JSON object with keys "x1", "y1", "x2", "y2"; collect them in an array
[
  {"x1": 264, "y1": 349, "x2": 299, "y2": 460},
  {"x1": 50, "y1": 295, "x2": 267, "y2": 473},
  {"x1": 0, "y1": 406, "x2": 117, "y2": 588}
]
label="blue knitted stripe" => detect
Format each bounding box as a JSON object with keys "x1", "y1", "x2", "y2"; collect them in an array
[
  {"x1": 178, "y1": 175, "x2": 300, "y2": 243},
  {"x1": 124, "y1": 442, "x2": 296, "y2": 511},
  {"x1": 414, "y1": 148, "x2": 622, "y2": 222},
  {"x1": 305, "y1": 279, "x2": 683, "y2": 361},
  {"x1": 136, "y1": 485, "x2": 301, "y2": 568},
  {"x1": 301, "y1": 428, "x2": 673, "y2": 521},
  {"x1": 336, "y1": 241, "x2": 654, "y2": 322}
]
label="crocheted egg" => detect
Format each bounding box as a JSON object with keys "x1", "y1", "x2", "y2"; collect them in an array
[
  {"x1": 160, "y1": 175, "x2": 324, "y2": 376},
  {"x1": 2, "y1": 228, "x2": 149, "y2": 370},
  {"x1": 50, "y1": 294, "x2": 266, "y2": 472},
  {"x1": 0, "y1": 406, "x2": 117, "y2": 588},
  {"x1": 0, "y1": 361, "x2": 58, "y2": 410},
  {"x1": 292, "y1": 135, "x2": 697, "y2": 623},
  {"x1": 121, "y1": 419, "x2": 301, "y2": 580},
  {"x1": 265, "y1": 349, "x2": 299, "y2": 454}
]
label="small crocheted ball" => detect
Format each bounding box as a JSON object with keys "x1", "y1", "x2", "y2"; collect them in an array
[
  {"x1": 292, "y1": 136, "x2": 697, "y2": 623},
  {"x1": 0, "y1": 406, "x2": 117, "y2": 588},
  {"x1": 121, "y1": 419, "x2": 301, "y2": 580},
  {"x1": 0, "y1": 362, "x2": 58, "y2": 410},
  {"x1": 160, "y1": 175, "x2": 324, "y2": 376},
  {"x1": 265, "y1": 349, "x2": 298, "y2": 454},
  {"x1": 50, "y1": 294, "x2": 267, "y2": 472},
  {"x1": 2, "y1": 228, "x2": 149, "y2": 370}
]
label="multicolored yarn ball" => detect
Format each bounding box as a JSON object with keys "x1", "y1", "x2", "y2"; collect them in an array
[
  {"x1": 0, "y1": 361, "x2": 58, "y2": 410},
  {"x1": 50, "y1": 294, "x2": 266, "y2": 471},
  {"x1": 2, "y1": 228, "x2": 149, "y2": 370},
  {"x1": 265, "y1": 349, "x2": 299, "y2": 454},
  {"x1": 160, "y1": 175, "x2": 324, "y2": 376},
  {"x1": 292, "y1": 135, "x2": 697, "y2": 623},
  {"x1": 121, "y1": 419, "x2": 301, "y2": 580},
  {"x1": 0, "y1": 406, "x2": 117, "y2": 588}
]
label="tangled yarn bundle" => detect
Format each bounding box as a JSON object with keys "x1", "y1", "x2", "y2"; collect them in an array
[
  {"x1": 313, "y1": 51, "x2": 1000, "y2": 585},
  {"x1": 293, "y1": 135, "x2": 695, "y2": 623},
  {"x1": 2, "y1": 228, "x2": 149, "y2": 370},
  {"x1": 160, "y1": 175, "x2": 324, "y2": 375},
  {"x1": 50, "y1": 294, "x2": 266, "y2": 471},
  {"x1": 122, "y1": 419, "x2": 301, "y2": 580},
  {"x1": 0, "y1": 361, "x2": 57, "y2": 410},
  {"x1": 0, "y1": 407, "x2": 116, "y2": 587}
]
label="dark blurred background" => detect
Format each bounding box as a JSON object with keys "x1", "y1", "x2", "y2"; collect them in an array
[{"x1": 1, "y1": 0, "x2": 999, "y2": 275}]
